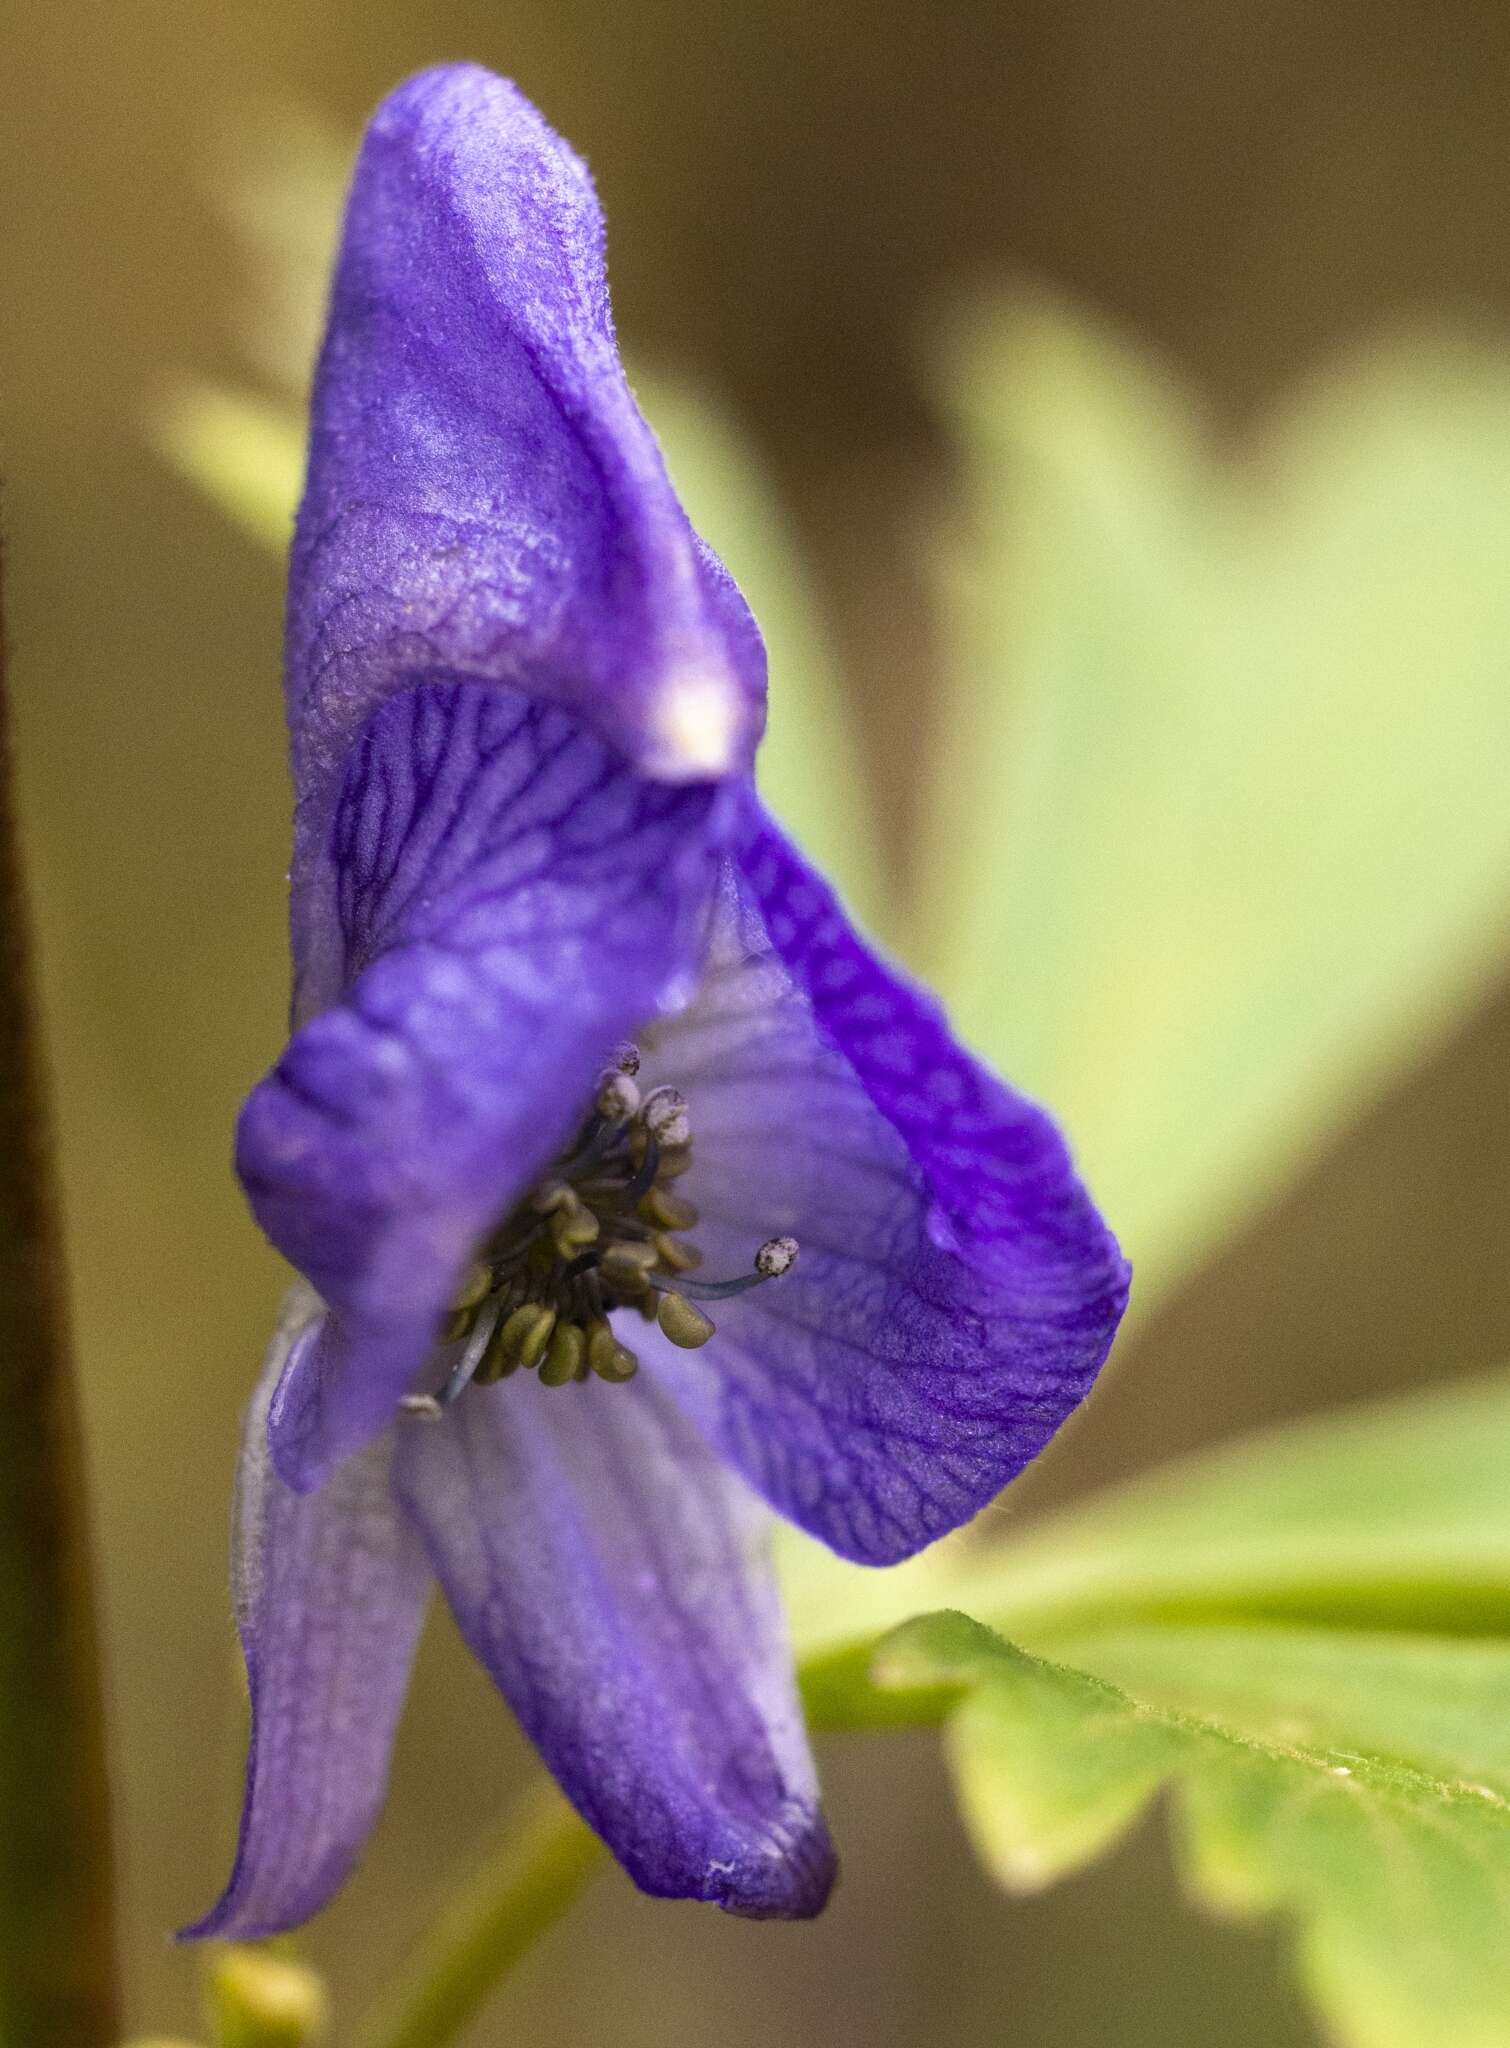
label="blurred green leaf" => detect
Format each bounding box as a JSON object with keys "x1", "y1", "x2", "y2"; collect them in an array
[
  {"x1": 878, "y1": 1613, "x2": 1510, "y2": 2048},
  {"x1": 917, "y1": 294, "x2": 1510, "y2": 1312},
  {"x1": 207, "y1": 1948, "x2": 327, "y2": 2048},
  {"x1": 791, "y1": 1368, "x2": 1510, "y2": 2048},
  {"x1": 155, "y1": 383, "x2": 303, "y2": 552},
  {"x1": 201, "y1": 101, "x2": 348, "y2": 400},
  {"x1": 926, "y1": 1362, "x2": 1510, "y2": 1639},
  {"x1": 788, "y1": 1364, "x2": 1510, "y2": 1691}
]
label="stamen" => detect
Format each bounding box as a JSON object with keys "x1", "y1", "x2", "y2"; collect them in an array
[
  {"x1": 452, "y1": 1263, "x2": 493, "y2": 1309},
  {"x1": 652, "y1": 1232, "x2": 700, "y2": 1273},
  {"x1": 598, "y1": 1242, "x2": 659, "y2": 1296},
  {"x1": 676, "y1": 1237, "x2": 801, "y2": 1301},
  {"x1": 756, "y1": 1235, "x2": 799, "y2": 1277},
  {"x1": 657, "y1": 1291, "x2": 716, "y2": 1349},
  {"x1": 539, "y1": 1322, "x2": 586, "y2": 1386},
  {"x1": 620, "y1": 1129, "x2": 661, "y2": 1203},
  {"x1": 588, "y1": 1321, "x2": 639, "y2": 1382},
  {"x1": 500, "y1": 1302, "x2": 557, "y2": 1369},
  {"x1": 595, "y1": 1069, "x2": 640, "y2": 1120},
  {"x1": 400, "y1": 1298, "x2": 502, "y2": 1419},
  {"x1": 548, "y1": 1195, "x2": 600, "y2": 1256},
  {"x1": 640, "y1": 1086, "x2": 690, "y2": 1147},
  {"x1": 641, "y1": 1187, "x2": 698, "y2": 1232},
  {"x1": 408, "y1": 1056, "x2": 793, "y2": 1413}
]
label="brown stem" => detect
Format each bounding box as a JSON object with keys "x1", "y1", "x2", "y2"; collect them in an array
[{"x1": 0, "y1": 535, "x2": 121, "y2": 2041}]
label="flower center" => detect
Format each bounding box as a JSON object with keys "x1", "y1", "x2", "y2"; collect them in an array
[{"x1": 400, "y1": 1043, "x2": 797, "y2": 1415}]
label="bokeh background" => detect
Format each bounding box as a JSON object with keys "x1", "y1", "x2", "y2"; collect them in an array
[{"x1": 4, "y1": 3, "x2": 1510, "y2": 2043}]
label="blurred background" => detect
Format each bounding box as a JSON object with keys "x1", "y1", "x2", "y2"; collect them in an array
[{"x1": 4, "y1": 3, "x2": 1510, "y2": 2043}]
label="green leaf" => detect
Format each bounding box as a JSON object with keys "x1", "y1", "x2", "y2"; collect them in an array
[
  {"x1": 791, "y1": 1368, "x2": 1510, "y2": 2048},
  {"x1": 206, "y1": 1948, "x2": 328, "y2": 2048},
  {"x1": 878, "y1": 1613, "x2": 1510, "y2": 2048},
  {"x1": 153, "y1": 383, "x2": 304, "y2": 552},
  {"x1": 931, "y1": 1363, "x2": 1510, "y2": 1640},
  {"x1": 915, "y1": 293, "x2": 1510, "y2": 1311},
  {"x1": 786, "y1": 1364, "x2": 1510, "y2": 1692},
  {"x1": 1036, "y1": 1624, "x2": 1510, "y2": 1800}
]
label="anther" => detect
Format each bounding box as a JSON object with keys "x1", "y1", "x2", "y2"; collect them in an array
[
  {"x1": 438, "y1": 1260, "x2": 494, "y2": 1339},
  {"x1": 595, "y1": 1069, "x2": 640, "y2": 1120},
  {"x1": 640, "y1": 1187, "x2": 698, "y2": 1232},
  {"x1": 473, "y1": 1312, "x2": 521, "y2": 1384},
  {"x1": 620, "y1": 1130, "x2": 662, "y2": 1203},
  {"x1": 657, "y1": 1291, "x2": 717, "y2": 1349},
  {"x1": 499, "y1": 1302, "x2": 557, "y2": 1369},
  {"x1": 452, "y1": 1263, "x2": 493, "y2": 1309},
  {"x1": 599, "y1": 1243, "x2": 659, "y2": 1296},
  {"x1": 549, "y1": 1197, "x2": 600, "y2": 1255},
  {"x1": 539, "y1": 1322, "x2": 586, "y2": 1386},
  {"x1": 641, "y1": 1086, "x2": 690, "y2": 1148},
  {"x1": 588, "y1": 1321, "x2": 639, "y2": 1382},
  {"x1": 400, "y1": 1298, "x2": 503, "y2": 1419},
  {"x1": 652, "y1": 1232, "x2": 700, "y2": 1273}
]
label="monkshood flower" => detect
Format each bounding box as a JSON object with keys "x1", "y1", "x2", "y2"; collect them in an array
[{"x1": 187, "y1": 63, "x2": 1129, "y2": 1937}]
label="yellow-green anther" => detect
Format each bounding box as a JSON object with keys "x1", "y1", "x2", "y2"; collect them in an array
[
  {"x1": 653, "y1": 1232, "x2": 699, "y2": 1273},
  {"x1": 595, "y1": 1069, "x2": 640, "y2": 1119},
  {"x1": 550, "y1": 1201, "x2": 600, "y2": 1253},
  {"x1": 539, "y1": 1322, "x2": 585, "y2": 1386},
  {"x1": 498, "y1": 1302, "x2": 556, "y2": 1368},
  {"x1": 641, "y1": 1187, "x2": 698, "y2": 1231},
  {"x1": 599, "y1": 1243, "x2": 657, "y2": 1294},
  {"x1": 474, "y1": 1314, "x2": 522, "y2": 1384},
  {"x1": 517, "y1": 1306, "x2": 557, "y2": 1369},
  {"x1": 588, "y1": 1323, "x2": 639, "y2": 1382},
  {"x1": 657, "y1": 1291, "x2": 716, "y2": 1349},
  {"x1": 656, "y1": 1145, "x2": 694, "y2": 1180},
  {"x1": 451, "y1": 1262, "x2": 493, "y2": 1309},
  {"x1": 440, "y1": 1306, "x2": 474, "y2": 1342}
]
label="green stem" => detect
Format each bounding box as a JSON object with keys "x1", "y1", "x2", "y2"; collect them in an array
[
  {"x1": 0, "y1": 543, "x2": 121, "y2": 2036},
  {"x1": 350, "y1": 1781, "x2": 602, "y2": 2048}
]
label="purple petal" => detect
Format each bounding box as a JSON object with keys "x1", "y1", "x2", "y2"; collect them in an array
[
  {"x1": 242, "y1": 680, "x2": 724, "y2": 1491},
  {"x1": 182, "y1": 1294, "x2": 432, "y2": 1939},
  {"x1": 634, "y1": 802, "x2": 1130, "y2": 1564},
  {"x1": 288, "y1": 64, "x2": 762, "y2": 1012},
  {"x1": 392, "y1": 1373, "x2": 834, "y2": 1918}
]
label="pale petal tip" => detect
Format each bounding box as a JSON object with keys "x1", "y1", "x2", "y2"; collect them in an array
[{"x1": 648, "y1": 667, "x2": 744, "y2": 778}]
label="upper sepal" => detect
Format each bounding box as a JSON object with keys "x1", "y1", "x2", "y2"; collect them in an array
[{"x1": 287, "y1": 64, "x2": 763, "y2": 946}]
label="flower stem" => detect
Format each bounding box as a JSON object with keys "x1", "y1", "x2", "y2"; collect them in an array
[
  {"x1": 350, "y1": 1780, "x2": 602, "y2": 2048},
  {"x1": 0, "y1": 543, "x2": 121, "y2": 2037}
]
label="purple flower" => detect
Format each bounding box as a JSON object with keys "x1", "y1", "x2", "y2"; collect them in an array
[{"x1": 187, "y1": 64, "x2": 1128, "y2": 1938}]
